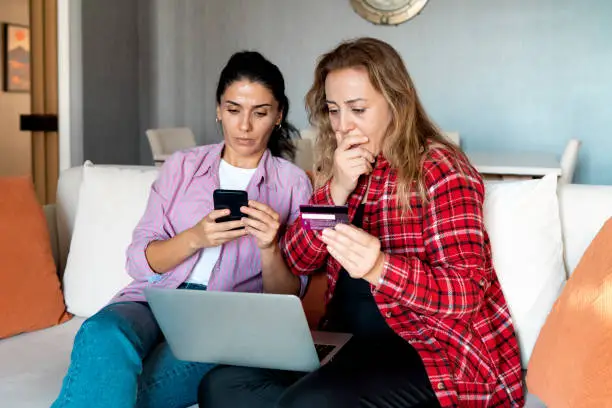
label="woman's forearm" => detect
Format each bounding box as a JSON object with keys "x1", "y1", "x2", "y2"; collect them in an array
[
  {"x1": 145, "y1": 228, "x2": 199, "y2": 274},
  {"x1": 260, "y1": 244, "x2": 301, "y2": 295}
]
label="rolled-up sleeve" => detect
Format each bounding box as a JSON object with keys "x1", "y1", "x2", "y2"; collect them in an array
[
  {"x1": 286, "y1": 172, "x2": 314, "y2": 297},
  {"x1": 125, "y1": 154, "x2": 183, "y2": 282},
  {"x1": 282, "y1": 181, "x2": 333, "y2": 277}
]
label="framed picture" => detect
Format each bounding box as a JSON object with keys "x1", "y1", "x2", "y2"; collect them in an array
[{"x1": 3, "y1": 23, "x2": 30, "y2": 92}]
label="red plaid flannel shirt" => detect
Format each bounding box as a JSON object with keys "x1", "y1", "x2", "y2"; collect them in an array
[{"x1": 282, "y1": 147, "x2": 525, "y2": 407}]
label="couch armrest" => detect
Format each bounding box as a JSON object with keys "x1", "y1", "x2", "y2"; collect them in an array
[{"x1": 43, "y1": 204, "x2": 59, "y2": 272}]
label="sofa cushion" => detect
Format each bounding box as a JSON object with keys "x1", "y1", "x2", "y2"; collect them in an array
[
  {"x1": 483, "y1": 175, "x2": 566, "y2": 367},
  {"x1": 524, "y1": 393, "x2": 547, "y2": 408},
  {"x1": 0, "y1": 177, "x2": 71, "y2": 339},
  {"x1": 527, "y1": 218, "x2": 612, "y2": 407},
  {"x1": 62, "y1": 162, "x2": 159, "y2": 317},
  {"x1": 301, "y1": 273, "x2": 326, "y2": 328},
  {"x1": 0, "y1": 317, "x2": 84, "y2": 407}
]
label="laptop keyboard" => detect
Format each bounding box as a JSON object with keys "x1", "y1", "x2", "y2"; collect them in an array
[{"x1": 315, "y1": 344, "x2": 336, "y2": 361}]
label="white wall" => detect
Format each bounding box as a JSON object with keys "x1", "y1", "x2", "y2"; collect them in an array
[{"x1": 138, "y1": 0, "x2": 612, "y2": 184}]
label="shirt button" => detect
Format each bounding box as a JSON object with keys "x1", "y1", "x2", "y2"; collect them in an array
[
  {"x1": 437, "y1": 383, "x2": 445, "y2": 390},
  {"x1": 385, "y1": 311, "x2": 392, "y2": 318},
  {"x1": 479, "y1": 278, "x2": 486, "y2": 287}
]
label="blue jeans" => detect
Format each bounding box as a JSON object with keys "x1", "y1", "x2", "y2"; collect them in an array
[{"x1": 52, "y1": 283, "x2": 213, "y2": 408}]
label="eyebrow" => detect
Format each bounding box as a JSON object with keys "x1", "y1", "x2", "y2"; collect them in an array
[
  {"x1": 225, "y1": 100, "x2": 273, "y2": 108},
  {"x1": 325, "y1": 98, "x2": 367, "y2": 105}
]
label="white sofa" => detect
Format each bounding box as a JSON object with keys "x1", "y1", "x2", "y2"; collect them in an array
[{"x1": 1, "y1": 162, "x2": 612, "y2": 408}]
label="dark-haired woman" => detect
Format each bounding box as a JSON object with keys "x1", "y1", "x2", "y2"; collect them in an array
[{"x1": 51, "y1": 51, "x2": 312, "y2": 408}]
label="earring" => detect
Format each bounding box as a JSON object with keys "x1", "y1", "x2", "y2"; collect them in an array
[
  {"x1": 215, "y1": 117, "x2": 220, "y2": 123},
  {"x1": 276, "y1": 123, "x2": 282, "y2": 130}
]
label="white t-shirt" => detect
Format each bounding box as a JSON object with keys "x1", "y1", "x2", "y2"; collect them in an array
[{"x1": 186, "y1": 160, "x2": 257, "y2": 284}]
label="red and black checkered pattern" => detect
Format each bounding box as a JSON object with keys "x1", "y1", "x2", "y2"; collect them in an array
[{"x1": 282, "y1": 147, "x2": 524, "y2": 407}]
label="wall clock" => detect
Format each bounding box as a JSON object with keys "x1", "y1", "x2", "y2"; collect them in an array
[{"x1": 350, "y1": 0, "x2": 429, "y2": 26}]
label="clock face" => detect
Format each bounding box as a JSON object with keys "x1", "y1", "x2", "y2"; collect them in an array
[
  {"x1": 351, "y1": 0, "x2": 429, "y2": 25},
  {"x1": 363, "y1": 0, "x2": 414, "y2": 11}
]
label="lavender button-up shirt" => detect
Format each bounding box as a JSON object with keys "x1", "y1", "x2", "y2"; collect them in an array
[{"x1": 110, "y1": 142, "x2": 313, "y2": 304}]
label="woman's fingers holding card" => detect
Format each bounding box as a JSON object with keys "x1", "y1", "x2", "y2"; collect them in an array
[{"x1": 322, "y1": 225, "x2": 382, "y2": 279}]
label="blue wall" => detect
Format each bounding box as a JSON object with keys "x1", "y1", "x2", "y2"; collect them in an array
[
  {"x1": 141, "y1": 0, "x2": 612, "y2": 184},
  {"x1": 412, "y1": 0, "x2": 612, "y2": 185}
]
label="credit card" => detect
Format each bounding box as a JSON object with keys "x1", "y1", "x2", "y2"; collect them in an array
[{"x1": 300, "y1": 205, "x2": 349, "y2": 231}]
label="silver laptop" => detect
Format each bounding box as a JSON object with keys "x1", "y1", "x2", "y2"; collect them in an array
[{"x1": 144, "y1": 287, "x2": 352, "y2": 372}]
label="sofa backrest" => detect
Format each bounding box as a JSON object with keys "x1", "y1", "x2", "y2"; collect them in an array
[
  {"x1": 558, "y1": 184, "x2": 612, "y2": 275},
  {"x1": 55, "y1": 164, "x2": 612, "y2": 280}
]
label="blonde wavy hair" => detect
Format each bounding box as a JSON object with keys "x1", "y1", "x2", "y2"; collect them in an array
[{"x1": 305, "y1": 37, "x2": 464, "y2": 207}]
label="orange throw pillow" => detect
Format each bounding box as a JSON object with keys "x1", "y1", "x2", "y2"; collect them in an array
[
  {"x1": 527, "y1": 217, "x2": 612, "y2": 407},
  {"x1": 0, "y1": 177, "x2": 71, "y2": 339}
]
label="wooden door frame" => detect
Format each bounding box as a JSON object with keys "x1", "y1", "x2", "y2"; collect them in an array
[
  {"x1": 29, "y1": 0, "x2": 58, "y2": 204},
  {"x1": 28, "y1": 0, "x2": 80, "y2": 203}
]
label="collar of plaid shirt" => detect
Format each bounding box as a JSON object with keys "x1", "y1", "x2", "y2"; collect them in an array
[{"x1": 282, "y1": 148, "x2": 525, "y2": 407}]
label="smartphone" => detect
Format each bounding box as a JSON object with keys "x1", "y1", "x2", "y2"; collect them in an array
[{"x1": 213, "y1": 189, "x2": 249, "y2": 223}]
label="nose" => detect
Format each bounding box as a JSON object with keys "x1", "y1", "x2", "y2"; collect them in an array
[
  {"x1": 239, "y1": 113, "x2": 252, "y2": 132},
  {"x1": 338, "y1": 110, "x2": 354, "y2": 135}
]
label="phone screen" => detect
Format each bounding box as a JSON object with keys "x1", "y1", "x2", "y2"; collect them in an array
[{"x1": 213, "y1": 189, "x2": 249, "y2": 223}]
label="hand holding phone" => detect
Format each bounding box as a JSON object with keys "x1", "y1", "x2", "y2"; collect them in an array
[
  {"x1": 211, "y1": 190, "x2": 282, "y2": 250},
  {"x1": 188, "y1": 208, "x2": 247, "y2": 250},
  {"x1": 240, "y1": 200, "x2": 282, "y2": 250}
]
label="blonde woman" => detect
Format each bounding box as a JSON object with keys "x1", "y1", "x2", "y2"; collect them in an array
[{"x1": 198, "y1": 38, "x2": 524, "y2": 408}]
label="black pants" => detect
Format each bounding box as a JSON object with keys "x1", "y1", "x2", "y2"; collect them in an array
[{"x1": 198, "y1": 335, "x2": 440, "y2": 408}]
